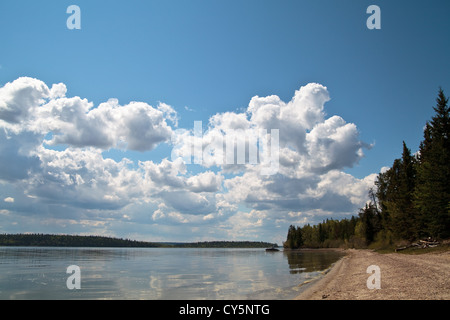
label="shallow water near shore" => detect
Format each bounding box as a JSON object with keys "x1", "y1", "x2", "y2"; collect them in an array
[{"x1": 0, "y1": 247, "x2": 344, "y2": 300}]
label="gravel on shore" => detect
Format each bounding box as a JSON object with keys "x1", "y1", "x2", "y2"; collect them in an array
[{"x1": 295, "y1": 248, "x2": 450, "y2": 300}]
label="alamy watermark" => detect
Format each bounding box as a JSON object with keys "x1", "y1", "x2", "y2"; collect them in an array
[
  {"x1": 66, "y1": 265, "x2": 81, "y2": 290},
  {"x1": 171, "y1": 121, "x2": 279, "y2": 176},
  {"x1": 366, "y1": 265, "x2": 381, "y2": 290},
  {"x1": 66, "y1": 4, "x2": 381, "y2": 30},
  {"x1": 367, "y1": 5, "x2": 381, "y2": 30},
  {"x1": 66, "y1": 5, "x2": 81, "y2": 30}
]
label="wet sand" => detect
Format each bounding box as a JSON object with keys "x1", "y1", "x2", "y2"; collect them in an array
[{"x1": 295, "y1": 249, "x2": 450, "y2": 300}]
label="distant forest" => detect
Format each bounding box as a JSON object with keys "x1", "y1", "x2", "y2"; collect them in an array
[
  {"x1": 176, "y1": 241, "x2": 277, "y2": 248},
  {"x1": 285, "y1": 88, "x2": 450, "y2": 249},
  {"x1": 0, "y1": 233, "x2": 276, "y2": 248}
]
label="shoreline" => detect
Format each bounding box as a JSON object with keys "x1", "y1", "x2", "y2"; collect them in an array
[{"x1": 295, "y1": 248, "x2": 450, "y2": 300}]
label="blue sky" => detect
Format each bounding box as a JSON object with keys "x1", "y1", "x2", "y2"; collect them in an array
[{"x1": 1, "y1": 0, "x2": 449, "y2": 244}]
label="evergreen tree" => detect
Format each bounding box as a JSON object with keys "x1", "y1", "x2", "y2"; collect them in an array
[
  {"x1": 383, "y1": 142, "x2": 418, "y2": 240},
  {"x1": 414, "y1": 88, "x2": 450, "y2": 239},
  {"x1": 318, "y1": 223, "x2": 326, "y2": 243},
  {"x1": 358, "y1": 203, "x2": 380, "y2": 244},
  {"x1": 285, "y1": 225, "x2": 303, "y2": 249},
  {"x1": 295, "y1": 226, "x2": 303, "y2": 248},
  {"x1": 375, "y1": 167, "x2": 392, "y2": 233}
]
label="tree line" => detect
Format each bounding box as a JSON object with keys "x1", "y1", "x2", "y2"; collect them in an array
[
  {"x1": 0, "y1": 233, "x2": 277, "y2": 248},
  {"x1": 285, "y1": 88, "x2": 450, "y2": 249},
  {"x1": 0, "y1": 233, "x2": 164, "y2": 247},
  {"x1": 176, "y1": 241, "x2": 277, "y2": 248}
]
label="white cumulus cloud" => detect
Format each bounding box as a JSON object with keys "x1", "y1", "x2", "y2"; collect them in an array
[
  {"x1": 0, "y1": 77, "x2": 177, "y2": 151},
  {"x1": 0, "y1": 77, "x2": 377, "y2": 241}
]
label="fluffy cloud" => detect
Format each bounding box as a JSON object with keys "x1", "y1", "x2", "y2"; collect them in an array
[
  {"x1": 248, "y1": 83, "x2": 329, "y2": 152},
  {"x1": 0, "y1": 77, "x2": 179, "y2": 214},
  {"x1": 4, "y1": 197, "x2": 14, "y2": 203},
  {"x1": 168, "y1": 81, "x2": 375, "y2": 240},
  {"x1": 0, "y1": 77, "x2": 376, "y2": 242},
  {"x1": 27, "y1": 146, "x2": 143, "y2": 210},
  {"x1": 0, "y1": 77, "x2": 49, "y2": 124},
  {"x1": 41, "y1": 97, "x2": 176, "y2": 151},
  {"x1": 171, "y1": 83, "x2": 366, "y2": 175},
  {"x1": 306, "y1": 116, "x2": 370, "y2": 173},
  {"x1": 0, "y1": 77, "x2": 176, "y2": 151},
  {"x1": 0, "y1": 130, "x2": 42, "y2": 181},
  {"x1": 187, "y1": 171, "x2": 223, "y2": 193}
]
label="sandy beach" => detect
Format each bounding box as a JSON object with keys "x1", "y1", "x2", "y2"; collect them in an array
[{"x1": 295, "y1": 249, "x2": 450, "y2": 300}]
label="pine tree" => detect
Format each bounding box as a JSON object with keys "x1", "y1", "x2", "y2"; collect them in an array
[
  {"x1": 375, "y1": 159, "x2": 402, "y2": 238},
  {"x1": 375, "y1": 168, "x2": 392, "y2": 233},
  {"x1": 285, "y1": 225, "x2": 304, "y2": 249},
  {"x1": 383, "y1": 142, "x2": 418, "y2": 240},
  {"x1": 295, "y1": 226, "x2": 303, "y2": 248},
  {"x1": 358, "y1": 202, "x2": 380, "y2": 244},
  {"x1": 414, "y1": 88, "x2": 450, "y2": 239}
]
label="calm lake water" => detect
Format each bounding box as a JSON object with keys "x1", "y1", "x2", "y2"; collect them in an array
[{"x1": 0, "y1": 247, "x2": 343, "y2": 300}]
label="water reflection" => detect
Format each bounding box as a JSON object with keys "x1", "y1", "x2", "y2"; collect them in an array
[
  {"x1": 0, "y1": 247, "x2": 344, "y2": 300},
  {"x1": 284, "y1": 250, "x2": 344, "y2": 274}
]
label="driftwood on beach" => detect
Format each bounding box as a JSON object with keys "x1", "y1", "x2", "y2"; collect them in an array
[{"x1": 395, "y1": 239, "x2": 440, "y2": 252}]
